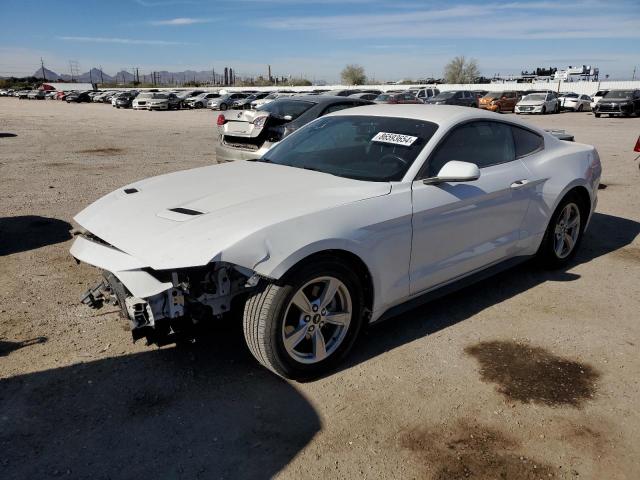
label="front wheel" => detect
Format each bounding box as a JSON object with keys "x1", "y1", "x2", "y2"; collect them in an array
[
  {"x1": 536, "y1": 194, "x2": 585, "y2": 268},
  {"x1": 595, "y1": 113, "x2": 601, "y2": 118},
  {"x1": 243, "y1": 259, "x2": 364, "y2": 379},
  {"x1": 220, "y1": 103, "x2": 228, "y2": 111},
  {"x1": 541, "y1": 106, "x2": 547, "y2": 114}
]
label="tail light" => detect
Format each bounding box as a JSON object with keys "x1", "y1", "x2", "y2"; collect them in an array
[
  {"x1": 216, "y1": 114, "x2": 226, "y2": 126},
  {"x1": 252, "y1": 116, "x2": 268, "y2": 128},
  {"x1": 634, "y1": 135, "x2": 640, "y2": 153}
]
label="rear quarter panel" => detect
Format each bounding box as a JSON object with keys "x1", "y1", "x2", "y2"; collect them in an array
[{"x1": 518, "y1": 136, "x2": 601, "y2": 253}]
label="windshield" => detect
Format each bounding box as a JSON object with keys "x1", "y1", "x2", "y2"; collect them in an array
[
  {"x1": 256, "y1": 99, "x2": 314, "y2": 120},
  {"x1": 604, "y1": 90, "x2": 633, "y2": 99},
  {"x1": 433, "y1": 92, "x2": 455, "y2": 100},
  {"x1": 483, "y1": 92, "x2": 502, "y2": 99},
  {"x1": 594, "y1": 91, "x2": 607, "y2": 96},
  {"x1": 257, "y1": 115, "x2": 438, "y2": 182},
  {"x1": 138, "y1": 93, "x2": 153, "y2": 99},
  {"x1": 375, "y1": 94, "x2": 391, "y2": 101},
  {"x1": 523, "y1": 94, "x2": 545, "y2": 101}
]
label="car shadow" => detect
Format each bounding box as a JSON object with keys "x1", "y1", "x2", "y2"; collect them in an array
[
  {"x1": 0, "y1": 337, "x2": 47, "y2": 357},
  {"x1": 0, "y1": 216, "x2": 72, "y2": 256},
  {"x1": 339, "y1": 211, "x2": 640, "y2": 374},
  {"x1": 0, "y1": 323, "x2": 320, "y2": 480}
]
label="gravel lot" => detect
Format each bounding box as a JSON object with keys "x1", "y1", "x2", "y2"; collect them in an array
[{"x1": 1, "y1": 98, "x2": 639, "y2": 480}]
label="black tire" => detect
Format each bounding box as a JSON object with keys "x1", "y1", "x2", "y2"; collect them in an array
[
  {"x1": 243, "y1": 258, "x2": 364, "y2": 380},
  {"x1": 541, "y1": 106, "x2": 547, "y2": 114},
  {"x1": 536, "y1": 192, "x2": 586, "y2": 269},
  {"x1": 577, "y1": 104, "x2": 583, "y2": 112},
  {"x1": 595, "y1": 113, "x2": 601, "y2": 118},
  {"x1": 220, "y1": 103, "x2": 228, "y2": 111}
]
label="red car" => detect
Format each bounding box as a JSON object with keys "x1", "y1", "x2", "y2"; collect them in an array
[{"x1": 374, "y1": 92, "x2": 424, "y2": 104}]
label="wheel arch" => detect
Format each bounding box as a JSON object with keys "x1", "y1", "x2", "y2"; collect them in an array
[{"x1": 270, "y1": 248, "x2": 375, "y2": 316}]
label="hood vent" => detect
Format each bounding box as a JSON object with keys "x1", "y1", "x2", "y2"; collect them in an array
[
  {"x1": 168, "y1": 207, "x2": 204, "y2": 216},
  {"x1": 124, "y1": 188, "x2": 138, "y2": 194}
]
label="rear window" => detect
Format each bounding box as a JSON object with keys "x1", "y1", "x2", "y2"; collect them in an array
[{"x1": 257, "y1": 99, "x2": 314, "y2": 120}]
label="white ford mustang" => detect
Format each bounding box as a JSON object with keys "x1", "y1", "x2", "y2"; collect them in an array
[{"x1": 70, "y1": 105, "x2": 601, "y2": 379}]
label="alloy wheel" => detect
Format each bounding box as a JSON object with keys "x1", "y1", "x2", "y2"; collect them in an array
[
  {"x1": 553, "y1": 203, "x2": 581, "y2": 259},
  {"x1": 282, "y1": 276, "x2": 352, "y2": 364}
]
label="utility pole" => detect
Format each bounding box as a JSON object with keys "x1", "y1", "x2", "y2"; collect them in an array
[
  {"x1": 99, "y1": 65, "x2": 104, "y2": 83},
  {"x1": 633, "y1": 66, "x2": 637, "y2": 81},
  {"x1": 89, "y1": 67, "x2": 93, "y2": 84},
  {"x1": 40, "y1": 57, "x2": 47, "y2": 81}
]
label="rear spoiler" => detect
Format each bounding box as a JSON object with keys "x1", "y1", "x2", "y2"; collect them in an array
[{"x1": 545, "y1": 129, "x2": 574, "y2": 142}]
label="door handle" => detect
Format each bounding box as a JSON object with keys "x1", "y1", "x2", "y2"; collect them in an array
[{"x1": 510, "y1": 179, "x2": 529, "y2": 189}]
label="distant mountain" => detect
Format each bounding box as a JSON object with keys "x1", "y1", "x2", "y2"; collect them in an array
[
  {"x1": 32, "y1": 67, "x2": 63, "y2": 81},
  {"x1": 29, "y1": 67, "x2": 234, "y2": 85}
]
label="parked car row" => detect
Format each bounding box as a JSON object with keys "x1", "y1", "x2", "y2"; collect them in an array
[{"x1": 4, "y1": 86, "x2": 639, "y2": 117}]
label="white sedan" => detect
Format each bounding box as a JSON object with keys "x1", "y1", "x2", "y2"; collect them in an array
[
  {"x1": 70, "y1": 105, "x2": 601, "y2": 379},
  {"x1": 560, "y1": 93, "x2": 592, "y2": 112},
  {"x1": 515, "y1": 92, "x2": 559, "y2": 114}
]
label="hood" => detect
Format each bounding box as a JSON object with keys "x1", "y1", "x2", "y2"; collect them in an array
[
  {"x1": 74, "y1": 161, "x2": 391, "y2": 270},
  {"x1": 517, "y1": 99, "x2": 545, "y2": 106}
]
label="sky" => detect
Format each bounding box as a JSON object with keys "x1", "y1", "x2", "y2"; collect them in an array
[{"x1": 1, "y1": 0, "x2": 639, "y2": 82}]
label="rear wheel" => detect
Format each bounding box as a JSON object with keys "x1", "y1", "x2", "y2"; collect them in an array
[
  {"x1": 577, "y1": 104, "x2": 583, "y2": 112},
  {"x1": 536, "y1": 193, "x2": 585, "y2": 268},
  {"x1": 243, "y1": 259, "x2": 364, "y2": 379}
]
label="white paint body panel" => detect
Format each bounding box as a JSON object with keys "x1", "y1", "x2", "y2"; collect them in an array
[{"x1": 71, "y1": 105, "x2": 601, "y2": 322}]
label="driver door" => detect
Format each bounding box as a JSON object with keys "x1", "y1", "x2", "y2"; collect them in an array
[{"x1": 409, "y1": 120, "x2": 533, "y2": 294}]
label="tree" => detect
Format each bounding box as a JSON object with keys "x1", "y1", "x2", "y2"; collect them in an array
[
  {"x1": 443, "y1": 56, "x2": 480, "y2": 84},
  {"x1": 341, "y1": 64, "x2": 366, "y2": 85}
]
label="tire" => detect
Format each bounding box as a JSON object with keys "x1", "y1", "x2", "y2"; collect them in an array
[
  {"x1": 195, "y1": 102, "x2": 203, "y2": 109},
  {"x1": 541, "y1": 106, "x2": 546, "y2": 114},
  {"x1": 220, "y1": 103, "x2": 228, "y2": 111},
  {"x1": 536, "y1": 193, "x2": 586, "y2": 269},
  {"x1": 577, "y1": 104, "x2": 583, "y2": 112},
  {"x1": 595, "y1": 113, "x2": 601, "y2": 118},
  {"x1": 243, "y1": 258, "x2": 364, "y2": 380}
]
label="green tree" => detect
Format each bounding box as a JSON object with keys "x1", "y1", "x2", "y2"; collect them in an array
[
  {"x1": 444, "y1": 56, "x2": 480, "y2": 84},
  {"x1": 341, "y1": 64, "x2": 367, "y2": 85}
]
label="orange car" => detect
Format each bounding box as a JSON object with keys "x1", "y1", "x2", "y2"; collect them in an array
[{"x1": 479, "y1": 91, "x2": 520, "y2": 112}]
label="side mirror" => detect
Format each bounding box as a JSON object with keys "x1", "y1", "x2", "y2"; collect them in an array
[{"x1": 423, "y1": 160, "x2": 481, "y2": 185}]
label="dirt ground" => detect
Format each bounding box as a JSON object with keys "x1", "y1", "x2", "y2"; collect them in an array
[{"x1": 1, "y1": 98, "x2": 639, "y2": 480}]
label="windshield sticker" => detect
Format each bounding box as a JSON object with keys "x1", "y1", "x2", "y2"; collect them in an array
[{"x1": 371, "y1": 132, "x2": 418, "y2": 147}]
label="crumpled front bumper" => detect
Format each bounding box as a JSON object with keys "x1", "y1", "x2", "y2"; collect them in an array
[
  {"x1": 71, "y1": 235, "x2": 186, "y2": 341},
  {"x1": 70, "y1": 235, "x2": 171, "y2": 298}
]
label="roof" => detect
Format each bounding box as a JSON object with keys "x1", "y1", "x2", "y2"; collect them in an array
[
  {"x1": 329, "y1": 104, "x2": 548, "y2": 133},
  {"x1": 41, "y1": 82, "x2": 94, "y2": 91}
]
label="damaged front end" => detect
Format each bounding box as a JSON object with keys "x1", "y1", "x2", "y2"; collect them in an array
[{"x1": 73, "y1": 234, "x2": 260, "y2": 346}]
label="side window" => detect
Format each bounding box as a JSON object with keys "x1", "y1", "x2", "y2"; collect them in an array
[
  {"x1": 417, "y1": 91, "x2": 425, "y2": 98},
  {"x1": 321, "y1": 103, "x2": 353, "y2": 116},
  {"x1": 511, "y1": 126, "x2": 543, "y2": 158},
  {"x1": 427, "y1": 121, "x2": 515, "y2": 176},
  {"x1": 454, "y1": 92, "x2": 462, "y2": 99}
]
